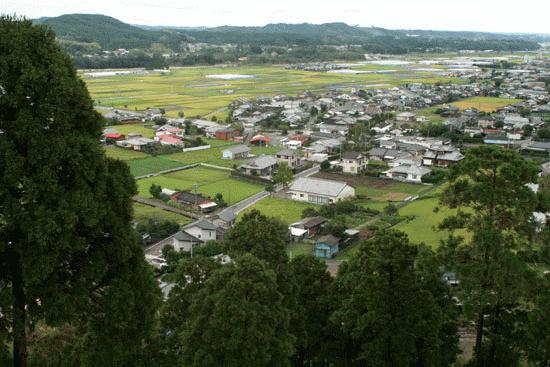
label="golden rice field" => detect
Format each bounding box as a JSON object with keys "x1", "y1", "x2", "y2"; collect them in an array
[
  {"x1": 82, "y1": 64, "x2": 457, "y2": 119},
  {"x1": 450, "y1": 96, "x2": 522, "y2": 112}
]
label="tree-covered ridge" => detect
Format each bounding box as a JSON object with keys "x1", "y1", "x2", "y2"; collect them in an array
[
  {"x1": 34, "y1": 14, "x2": 543, "y2": 53},
  {"x1": 35, "y1": 14, "x2": 187, "y2": 50}
]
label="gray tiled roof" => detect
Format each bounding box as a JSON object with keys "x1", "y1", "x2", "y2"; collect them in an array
[
  {"x1": 184, "y1": 219, "x2": 219, "y2": 231},
  {"x1": 289, "y1": 177, "x2": 351, "y2": 197}
]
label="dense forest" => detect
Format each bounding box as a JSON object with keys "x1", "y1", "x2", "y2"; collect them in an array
[{"x1": 33, "y1": 14, "x2": 545, "y2": 69}]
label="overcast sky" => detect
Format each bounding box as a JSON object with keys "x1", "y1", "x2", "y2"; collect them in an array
[{"x1": 2, "y1": 0, "x2": 550, "y2": 34}]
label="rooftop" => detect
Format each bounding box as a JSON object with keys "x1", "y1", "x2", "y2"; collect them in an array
[{"x1": 289, "y1": 177, "x2": 352, "y2": 197}]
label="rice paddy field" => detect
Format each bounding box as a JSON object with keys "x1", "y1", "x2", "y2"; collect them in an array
[
  {"x1": 83, "y1": 64, "x2": 457, "y2": 119},
  {"x1": 136, "y1": 166, "x2": 264, "y2": 205},
  {"x1": 450, "y1": 96, "x2": 522, "y2": 112},
  {"x1": 104, "y1": 145, "x2": 149, "y2": 161}
]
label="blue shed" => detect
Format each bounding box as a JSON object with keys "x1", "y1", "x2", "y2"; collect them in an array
[{"x1": 314, "y1": 235, "x2": 340, "y2": 259}]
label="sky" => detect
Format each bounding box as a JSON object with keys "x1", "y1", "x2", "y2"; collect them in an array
[{"x1": 2, "y1": 0, "x2": 550, "y2": 34}]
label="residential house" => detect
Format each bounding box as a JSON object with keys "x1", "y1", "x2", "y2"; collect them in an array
[
  {"x1": 116, "y1": 136, "x2": 155, "y2": 151},
  {"x1": 276, "y1": 149, "x2": 301, "y2": 168},
  {"x1": 172, "y1": 219, "x2": 222, "y2": 252},
  {"x1": 384, "y1": 164, "x2": 431, "y2": 183},
  {"x1": 239, "y1": 155, "x2": 279, "y2": 176},
  {"x1": 212, "y1": 208, "x2": 237, "y2": 229},
  {"x1": 171, "y1": 191, "x2": 218, "y2": 213},
  {"x1": 319, "y1": 124, "x2": 349, "y2": 136},
  {"x1": 172, "y1": 230, "x2": 202, "y2": 252},
  {"x1": 288, "y1": 177, "x2": 355, "y2": 204},
  {"x1": 396, "y1": 112, "x2": 416, "y2": 122},
  {"x1": 314, "y1": 235, "x2": 340, "y2": 259},
  {"x1": 340, "y1": 151, "x2": 367, "y2": 174},
  {"x1": 222, "y1": 145, "x2": 251, "y2": 160},
  {"x1": 157, "y1": 134, "x2": 184, "y2": 147}
]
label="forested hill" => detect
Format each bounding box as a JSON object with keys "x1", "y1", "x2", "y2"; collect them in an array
[
  {"x1": 184, "y1": 22, "x2": 543, "y2": 52},
  {"x1": 34, "y1": 14, "x2": 187, "y2": 50},
  {"x1": 34, "y1": 14, "x2": 545, "y2": 53}
]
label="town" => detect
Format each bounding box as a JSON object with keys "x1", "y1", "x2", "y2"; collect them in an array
[{"x1": 1, "y1": 7, "x2": 550, "y2": 367}]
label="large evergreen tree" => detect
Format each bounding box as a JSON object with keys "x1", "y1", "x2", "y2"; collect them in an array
[
  {"x1": 439, "y1": 146, "x2": 539, "y2": 366},
  {"x1": 0, "y1": 17, "x2": 159, "y2": 366},
  {"x1": 330, "y1": 230, "x2": 459, "y2": 367},
  {"x1": 288, "y1": 255, "x2": 333, "y2": 367},
  {"x1": 180, "y1": 254, "x2": 294, "y2": 367}
]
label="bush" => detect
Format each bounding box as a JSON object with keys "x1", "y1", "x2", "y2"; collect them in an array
[
  {"x1": 320, "y1": 160, "x2": 331, "y2": 171},
  {"x1": 421, "y1": 168, "x2": 448, "y2": 184},
  {"x1": 302, "y1": 207, "x2": 319, "y2": 218},
  {"x1": 136, "y1": 217, "x2": 179, "y2": 242},
  {"x1": 383, "y1": 203, "x2": 398, "y2": 216}
]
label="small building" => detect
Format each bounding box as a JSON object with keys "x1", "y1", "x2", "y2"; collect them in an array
[
  {"x1": 239, "y1": 155, "x2": 279, "y2": 176},
  {"x1": 340, "y1": 151, "x2": 367, "y2": 174},
  {"x1": 222, "y1": 145, "x2": 251, "y2": 160},
  {"x1": 116, "y1": 136, "x2": 155, "y2": 151},
  {"x1": 396, "y1": 112, "x2": 416, "y2": 122},
  {"x1": 215, "y1": 127, "x2": 239, "y2": 141},
  {"x1": 171, "y1": 191, "x2": 218, "y2": 213},
  {"x1": 384, "y1": 164, "x2": 431, "y2": 183},
  {"x1": 276, "y1": 149, "x2": 301, "y2": 168},
  {"x1": 250, "y1": 134, "x2": 271, "y2": 147},
  {"x1": 314, "y1": 235, "x2": 340, "y2": 259},
  {"x1": 288, "y1": 177, "x2": 355, "y2": 204},
  {"x1": 104, "y1": 133, "x2": 125, "y2": 141},
  {"x1": 157, "y1": 134, "x2": 184, "y2": 147},
  {"x1": 288, "y1": 216, "x2": 327, "y2": 241}
]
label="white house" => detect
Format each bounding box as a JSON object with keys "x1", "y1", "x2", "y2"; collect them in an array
[
  {"x1": 276, "y1": 149, "x2": 301, "y2": 168},
  {"x1": 384, "y1": 164, "x2": 431, "y2": 183},
  {"x1": 340, "y1": 151, "x2": 367, "y2": 174},
  {"x1": 288, "y1": 177, "x2": 355, "y2": 204},
  {"x1": 396, "y1": 112, "x2": 416, "y2": 122},
  {"x1": 172, "y1": 219, "x2": 221, "y2": 252},
  {"x1": 222, "y1": 145, "x2": 251, "y2": 160}
]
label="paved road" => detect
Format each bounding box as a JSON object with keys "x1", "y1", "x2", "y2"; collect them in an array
[{"x1": 294, "y1": 165, "x2": 320, "y2": 178}]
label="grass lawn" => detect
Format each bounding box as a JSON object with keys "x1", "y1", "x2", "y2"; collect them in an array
[
  {"x1": 450, "y1": 96, "x2": 522, "y2": 113},
  {"x1": 84, "y1": 64, "x2": 459, "y2": 119},
  {"x1": 126, "y1": 156, "x2": 185, "y2": 177},
  {"x1": 104, "y1": 145, "x2": 149, "y2": 161},
  {"x1": 136, "y1": 166, "x2": 264, "y2": 205},
  {"x1": 239, "y1": 196, "x2": 317, "y2": 225},
  {"x1": 165, "y1": 144, "x2": 281, "y2": 168},
  {"x1": 287, "y1": 242, "x2": 314, "y2": 258},
  {"x1": 104, "y1": 124, "x2": 156, "y2": 138},
  {"x1": 133, "y1": 203, "x2": 192, "y2": 226},
  {"x1": 394, "y1": 194, "x2": 470, "y2": 248}
]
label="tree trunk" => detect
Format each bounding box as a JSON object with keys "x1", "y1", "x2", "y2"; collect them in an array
[
  {"x1": 474, "y1": 308, "x2": 485, "y2": 367},
  {"x1": 11, "y1": 253, "x2": 27, "y2": 367}
]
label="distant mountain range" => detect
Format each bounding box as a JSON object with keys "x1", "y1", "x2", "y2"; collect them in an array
[{"x1": 34, "y1": 14, "x2": 547, "y2": 52}]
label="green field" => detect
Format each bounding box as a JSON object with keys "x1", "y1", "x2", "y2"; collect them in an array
[
  {"x1": 165, "y1": 145, "x2": 280, "y2": 168},
  {"x1": 104, "y1": 145, "x2": 149, "y2": 160},
  {"x1": 133, "y1": 203, "x2": 192, "y2": 225},
  {"x1": 136, "y1": 166, "x2": 264, "y2": 205},
  {"x1": 239, "y1": 196, "x2": 317, "y2": 225},
  {"x1": 104, "y1": 124, "x2": 156, "y2": 138},
  {"x1": 127, "y1": 156, "x2": 185, "y2": 177},
  {"x1": 287, "y1": 242, "x2": 314, "y2": 258},
  {"x1": 84, "y1": 64, "x2": 459, "y2": 119},
  {"x1": 394, "y1": 193, "x2": 470, "y2": 248},
  {"x1": 451, "y1": 96, "x2": 522, "y2": 112}
]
